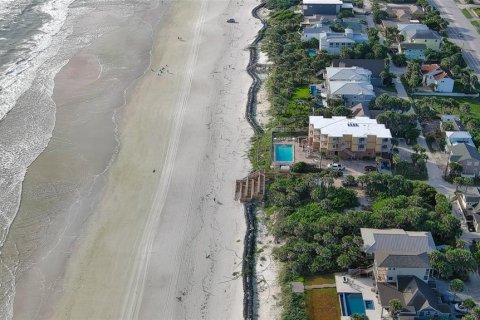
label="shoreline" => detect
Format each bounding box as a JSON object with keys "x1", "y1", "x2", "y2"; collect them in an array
[{"x1": 2, "y1": 0, "x2": 261, "y2": 318}]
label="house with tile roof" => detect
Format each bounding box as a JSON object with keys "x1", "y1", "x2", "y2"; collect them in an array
[
  {"x1": 421, "y1": 64, "x2": 454, "y2": 93},
  {"x1": 359, "y1": 228, "x2": 450, "y2": 319},
  {"x1": 324, "y1": 66, "x2": 375, "y2": 106}
]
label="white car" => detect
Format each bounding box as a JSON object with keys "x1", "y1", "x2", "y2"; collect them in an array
[{"x1": 327, "y1": 163, "x2": 345, "y2": 171}]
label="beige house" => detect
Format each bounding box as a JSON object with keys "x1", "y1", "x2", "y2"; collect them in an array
[{"x1": 307, "y1": 116, "x2": 392, "y2": 158}]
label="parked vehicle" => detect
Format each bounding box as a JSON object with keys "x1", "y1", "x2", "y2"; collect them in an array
[
  {"x1": 327, "y1": 163, "x2": 345, "y2": 171},
  {"x1": 226, "y1": 18, "x2": 236, "y2": 23},
  {"x1": 364, "y1": 165, "x2": 377, "y2": 172}
]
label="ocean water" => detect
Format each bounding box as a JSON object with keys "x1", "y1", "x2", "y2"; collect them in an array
[{"x1": 0, "y1": 0, "x2": 167, "y2": 317}]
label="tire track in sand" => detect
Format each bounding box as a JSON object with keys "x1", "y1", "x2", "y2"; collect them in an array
[{"x1": 119, "y1": 0, "x2": 208, "y2": 319}]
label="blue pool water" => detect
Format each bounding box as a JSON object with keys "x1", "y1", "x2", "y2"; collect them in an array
[
  {"x1": 307, "y1": 49, "x2": 317, "y2": 56},
  {"x1": 365, "y1": 300, "x2": 374, "y2": 310},
  {"x1": 274, "y1": 144, "x2": 294, "y2": 162},
  {"x1": 340, "y1": 293, "x2": 366, "y2": 316}
]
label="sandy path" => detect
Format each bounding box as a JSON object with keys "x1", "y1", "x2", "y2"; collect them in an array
[{"x1": 37, "y1": 0, "x2": 260, "y2": 319}]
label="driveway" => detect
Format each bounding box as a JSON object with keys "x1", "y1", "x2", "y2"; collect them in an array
[
  {"x1": 416, "y1": 121, "x2": 456, "y2": 196},
  {"x1": 389, "y1": 64, "x2": 409, "y2": 99}
]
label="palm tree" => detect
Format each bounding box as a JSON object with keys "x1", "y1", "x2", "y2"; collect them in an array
[{"x1": 389, "y1": 299, "x2": 403, "y2": 319}]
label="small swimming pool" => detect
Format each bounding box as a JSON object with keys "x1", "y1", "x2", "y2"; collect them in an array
[
  {"x1": 307, "y1": 49, "x2": 317, "y2": 56},
  {"x1": 274, "y1": 144, "x2": 294, "y2": 163},
  {"x1": 340, "y1": 293, "x2": 366, "y2": 316}
]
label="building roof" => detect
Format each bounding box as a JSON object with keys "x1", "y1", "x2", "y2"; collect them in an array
[
  {"x1": 332, "y1": 59, "x2": 385, "y2": 77},
  {"x1": 408, "y1": 29, "x2": 441, "y2": 40},
  {"x1": 326, "y1": 66, "x2": 372, "y2": 81},
  {"x1": 360, "y1": 228, "x2": 436, "y2": 255},
  {"x1": 375, "y1": 252, "x2": 430, "y2": 268},
  {"x1": 397, "y1": 23, "x2": 429, "y2": 34},
  {"x1": 377, "y1": 276, "x2": 450, "y2": 314},
  {"x1": 399, "y1": 42, "x2": 426, "y2": 50},
  {"x1": 434, "y1": 72, "x2": 450, "y2": 80},
  {"x1": 320, "y1": 31, "x2": 368, "y2": 44},
  {"x1": 445, "y1": 131, "x2": 473, "y2": 140},
  {"x1": 420, "y1": 64, "x2": 441, "y2": 74},
  {"x1": 351, "y1": 103, "x2": 371, "y2": 117},
  {"x1": 450, "y1": 143, "x2": 480, "y2": 162},
  {"x1": 303, "y1": 0, "x2": 343, "y2": 4},
  {"x1": 329, "y1": 81, "x2": 374, "y2": 96},
  {"x1": 309, "y1": 116, "x2": 392, "y2": 138}
]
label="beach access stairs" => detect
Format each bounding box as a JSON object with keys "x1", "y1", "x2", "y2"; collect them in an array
[
  {"x1": 348, "y1": 264, "x2": 374, "y2": 278},
  {"x1": 235, "y1": 170, "x2": 266, "y2": 202}
]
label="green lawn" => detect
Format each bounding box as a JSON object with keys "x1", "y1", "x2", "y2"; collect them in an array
[
  {"x1": 305, "y1": 274, "x2": 336, "y2": 286},
  {"x1": 427, "y1": 97, "x2": 480, "y2": 121},
  {"x1": 293, "y1": 86, "x2": 311, "y2": 99},
  {"x1": 306, "y1": 288, "x2": 342, "y2": 320},
  {"x1": 462, "y1": 8, "x2": 473, "y2": 19},
  {"x1": 473, "y1": 7, "x2": 480, "y2": 16}
]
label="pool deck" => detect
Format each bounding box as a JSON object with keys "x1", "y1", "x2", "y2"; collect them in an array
[{"x1": 335, "y1": 274, "x2": 383, "y2": 320}]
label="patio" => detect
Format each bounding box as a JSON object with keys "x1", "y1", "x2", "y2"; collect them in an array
[{"x1": 335, "y1": 274, "x2": 384, "y2": 320}]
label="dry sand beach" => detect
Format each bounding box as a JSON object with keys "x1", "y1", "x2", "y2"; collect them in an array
[{"x1": 0, "y1": 0, "x2": 261, "y2": 318}]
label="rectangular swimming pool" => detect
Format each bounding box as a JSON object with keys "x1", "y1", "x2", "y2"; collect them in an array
[
  {"x1": 340, "y1": 293, "x2": 366, "y2": 316},
  {"x1": 274, "y1": 144, "x2": 294, "y2": 163}
]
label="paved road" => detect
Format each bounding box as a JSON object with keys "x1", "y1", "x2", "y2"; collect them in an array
[{"x1": 428, "y1": 0, "x2": 480, "y2": 74}]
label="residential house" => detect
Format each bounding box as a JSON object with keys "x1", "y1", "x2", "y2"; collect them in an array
[
  {"x1": 301, "y1": 24, "x2": 330, "y2": 41},
  {"x1": 324, "y1": 66, "x2": 375, "y2": 106},
  {"x1": 397, "y1": 23, "x2": 430, "y2": 38},
  {"x1": 404, "y1": 29, "x2": 442, "y2": 51},
  {"x1": 421, "y1": 64, "x2": 455, "y2": 93},
  {"x1": 360, "y1": 228, "x2": 450, "y2": 319},
  {"x1": 458, "y1": 190, "x2": 480, "y2": 210},
  {"x1": 385, "y1": 4, "x2": 424, "y2": 22},
  {"x1": 319, "y1": 28, "x2": 368, "y2": 54},
  {"x1": 302, "y1": 0, "x2": 344, "y2": 15},
  {"x1": 458, "y1": 189, "x2": 480, "y2": 232},
  {"x1": 398, "y1": 43, "x2": 426, "y2": 60},
  {"x1": 307, "y1": 116, "x2": 392, "y2": 158},
  {"x1": 449, "y1": 143, "x2": 480, "y2": 177},
  {"x1": 445, "y1": 131, "x2": 476, "y2": 148},
  {"x1": 331, "y1": 59, "x2": 385, "y2": 86}
]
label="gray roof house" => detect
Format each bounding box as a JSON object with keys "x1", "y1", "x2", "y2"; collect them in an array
[
  {"x1": 324, "y1": 67, "x2": 376, "y2": 107},
  {"x1": 359, "y1": 229, "x2": 449, "y2": 319},
  {"x1": 301, "y1": 24, "x2": 330, "y2": 41},
  {"x1": 377, "y1": 276, "x2": 450, "y2": 318},
  {"x1": 331, "y1": 59, "x2": 385, "y2": 86},
  {"x1": 319, "y1": 28, "x2": 368, "y2": 54},
  {"x1": 450, "y1": 143, "x2": 480, "y2": 178},
  {"x1": 360, "y1": 228, "x2": 436, "y2": 255}
]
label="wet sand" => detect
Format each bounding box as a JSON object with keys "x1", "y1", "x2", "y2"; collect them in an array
[{"x1": 3, "y1": 0, "x2": 259, "y2": 318}]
